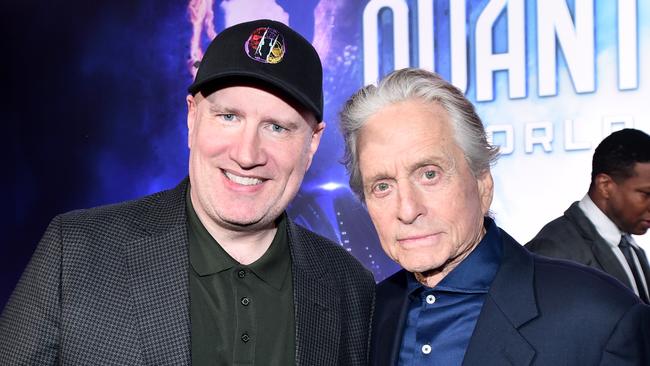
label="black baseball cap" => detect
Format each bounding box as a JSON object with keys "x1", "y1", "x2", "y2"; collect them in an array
[{"x1": 188, "y1": 19, "x2": 324, "y2": 121}]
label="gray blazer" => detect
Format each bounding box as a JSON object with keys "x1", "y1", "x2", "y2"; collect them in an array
[
  {"x1": 0, "y1": 180, "x2": 375, "y2": 365},
  {"x1": 526, "y1": 201, "x2": 650, "y2": 290}
]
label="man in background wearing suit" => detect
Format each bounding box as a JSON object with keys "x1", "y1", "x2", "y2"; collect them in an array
[
  {"x1": 527, "y1": 129, "x2": 650, "y2": 304},
  {"x1": 338, "y1": 68, "x2": 650, "y2": 365},
  {"x1": 0, "y1": 19, "x2": 374, "y2": 365}
]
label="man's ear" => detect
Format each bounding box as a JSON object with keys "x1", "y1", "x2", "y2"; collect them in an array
[
  {"x1": 305, "y1": 121, "x2": 326, "y2": 171},
  {"x1": 595, "y1": 173, "x2": 615, "y2": 199},
  {"x1": 186, "y1": 94, "x2": 198, "y2": 149},
  {"x1": 477, "y1": 170, "x2": 494, "y2": 216}
]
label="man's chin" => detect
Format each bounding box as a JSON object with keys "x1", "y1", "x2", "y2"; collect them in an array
[
  {"x1": 216, "y1": 212, "x2": 279, "y2": 232},
  {"x1": 400, "y1": 261, "x2": 442, "y2": 275},
  {"x1": 221, "y1": 217, "x2": 268, "y2": 231}
]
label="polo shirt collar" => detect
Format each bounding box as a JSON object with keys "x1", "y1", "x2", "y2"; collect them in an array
[
  {"x1": 247, "y1": 213, "x2": 290, "y2": 290},
  {"x1": 186, "y1": 189, "x2": 291, "y2": 291}
]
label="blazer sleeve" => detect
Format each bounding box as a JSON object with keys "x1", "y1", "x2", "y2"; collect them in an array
[
  {"x1": 599, "y1": 303, "x2": 650, "y2": 365},
  {"x1": 0, "y1": 216, "x2": 62, "y2": 365}
]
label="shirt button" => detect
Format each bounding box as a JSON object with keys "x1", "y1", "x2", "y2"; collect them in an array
[
  {"x1": 237, "y1": 269, "x2": 246, "y2": 278},
  {"x1": 241, "y1": 297, "x2": 250, "y2": 306},
  {"x1": 421, "y1": 344, "x2": 432, "y2": 354},
  {"x1": 241, "y1": 333, "x2": 250, "y2": 343},
  {"x1": 426, "y1": 294, "x2": 436, "y2": 304}
]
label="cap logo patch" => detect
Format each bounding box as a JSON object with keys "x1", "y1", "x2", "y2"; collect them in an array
[{"x1": 244, "y1": 27, "x2": 285, "y2": 64}]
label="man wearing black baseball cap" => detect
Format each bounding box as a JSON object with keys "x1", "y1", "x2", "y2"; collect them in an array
[{"x1": 1, "y1": 19, "x2": 374, "y2": 365}]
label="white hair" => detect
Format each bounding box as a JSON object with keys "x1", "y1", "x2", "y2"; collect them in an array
[{"x1": 339, "y1": 68, "x2": 499, "y2": 200}]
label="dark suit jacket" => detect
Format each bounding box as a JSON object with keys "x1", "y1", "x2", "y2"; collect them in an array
[
  {"x1": 371, "y1": 226, "x2": 650, "y2": 366},
  {"x1": 0, "y1": 180, "x2": 375, "y2": 365},
  {"x1": 526, "y1": 201, "x2": 650, "y2": 291}
]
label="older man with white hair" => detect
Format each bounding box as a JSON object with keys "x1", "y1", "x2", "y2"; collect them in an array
[{"x1": 339, "y1": 68, "x2": 650, "y2": 366}]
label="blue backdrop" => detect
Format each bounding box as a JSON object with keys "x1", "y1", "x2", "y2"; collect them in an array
[{"x1": 4, "y1": 0, "x2": 650, "y2": 310}]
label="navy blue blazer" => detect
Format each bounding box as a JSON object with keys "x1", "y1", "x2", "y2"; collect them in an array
[{"x1": 371, "y1": 226, "x2": 650, "y2": 366}]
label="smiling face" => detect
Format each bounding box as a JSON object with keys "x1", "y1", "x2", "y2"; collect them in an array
[
  {"x1": 357, "y1": 99, "x2": 493, "y2": 283},
  {"x1": 186, "y1": 85, "x2": 324, "y2": 234},
  {"x1": 600, "y1": 162, "x2": 650, "y2": 235}
]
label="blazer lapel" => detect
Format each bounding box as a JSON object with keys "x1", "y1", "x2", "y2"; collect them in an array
[
  {"x1": 565, "y1": 203, "x2": 631, "y2": 286},
  {"x1": 463, "y1": 230, "x2": 537, "y2": 366},
  {"x1": 124, "y1": 181, "x2": 191, "y2": 365},
  {"x1": 463, "y1": 298, "x2": 535, "y2": 366},
  {"x1": 288, "y1": 221, "x2": 342, "y2": 365},
  {"x1": 590, "y1": 241, "x2": 631, "y2": 286}
]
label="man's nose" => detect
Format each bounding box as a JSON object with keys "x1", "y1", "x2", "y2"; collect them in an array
[
  {"x1": 229, "y1": 124, "x2": 267, "y2": 168},
  {"x1": 396, "y1": 182, "x2": 425, "y2": 224}
]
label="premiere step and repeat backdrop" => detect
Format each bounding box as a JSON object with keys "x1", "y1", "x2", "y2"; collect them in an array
[{"x1": 5, "y1": 0, "x2": 649, "y2": 308}]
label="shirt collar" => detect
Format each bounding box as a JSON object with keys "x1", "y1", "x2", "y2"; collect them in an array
[
  {"x1": 187, "y1": 190, "x2": 236, "y2": 275},
  {"x1": 407, "y1": 217, "x2": 503, "y2": 294},
  {"x1": 578, "y1": 194, "x2": 624, "y2": 248},
  {"x1": 186, "y1": 189, "x2": 291, "y2": 291},
  {"x1": 247, "y1": 213, "x2": 291, "y2": 291}
]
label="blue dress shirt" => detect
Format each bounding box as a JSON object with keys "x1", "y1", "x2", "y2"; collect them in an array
[{"x1": 398, "y1": 218, "x2": 503, "y2": 366}]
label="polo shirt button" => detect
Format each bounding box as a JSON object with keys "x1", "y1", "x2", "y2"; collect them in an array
[
  {"x1": 241, "y1": 333, "x2": 250, "y2": 343},
  {"x1": 241, "y1": 297, "x2": 250, "y2": 306},
  {"x1": 237, "y1": 269, "x2": 246, "y2": 278},
  {"x1": 421, "y1": 344, "x2": 432, "y2": 354},
  {"x1": 426, "y1": 294, "x2": 436, "y2": 304}
]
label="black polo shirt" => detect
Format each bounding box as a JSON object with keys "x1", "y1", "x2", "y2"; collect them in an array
[{"x1": 186, "y1": 192, "x2": 295, "y2": 365}]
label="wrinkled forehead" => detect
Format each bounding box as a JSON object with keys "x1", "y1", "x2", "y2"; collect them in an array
[
  {"x1": 358, "y1": 99, "x2": 455, "y2": 145},
  {"x1": 357, "y1": 100, "x2": 461, "y2": 169}
]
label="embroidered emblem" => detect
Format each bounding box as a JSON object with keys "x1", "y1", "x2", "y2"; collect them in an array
[{"x1": 244, "y1": 26, "x2": 285, "y2": 64}]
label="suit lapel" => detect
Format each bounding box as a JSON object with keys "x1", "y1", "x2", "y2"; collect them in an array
[
  {"x1": 565, "y1": 203, "x2": 631, "y2": 286},
  {"x1": 288, "y1": 221, "x2": 342, "y2": 365},
  {"x1": 462, "y1": 298, "x2": 535, "y2": 366},
  {"x1": 124, "y1": 181, "x2": 191, "y2": 365},
  {"x1": 463, "y1": 230, "x2": 537, "y2": 366},
  {"x1": 591, "y1": 242, "x2": 631, "y2": 285}
]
